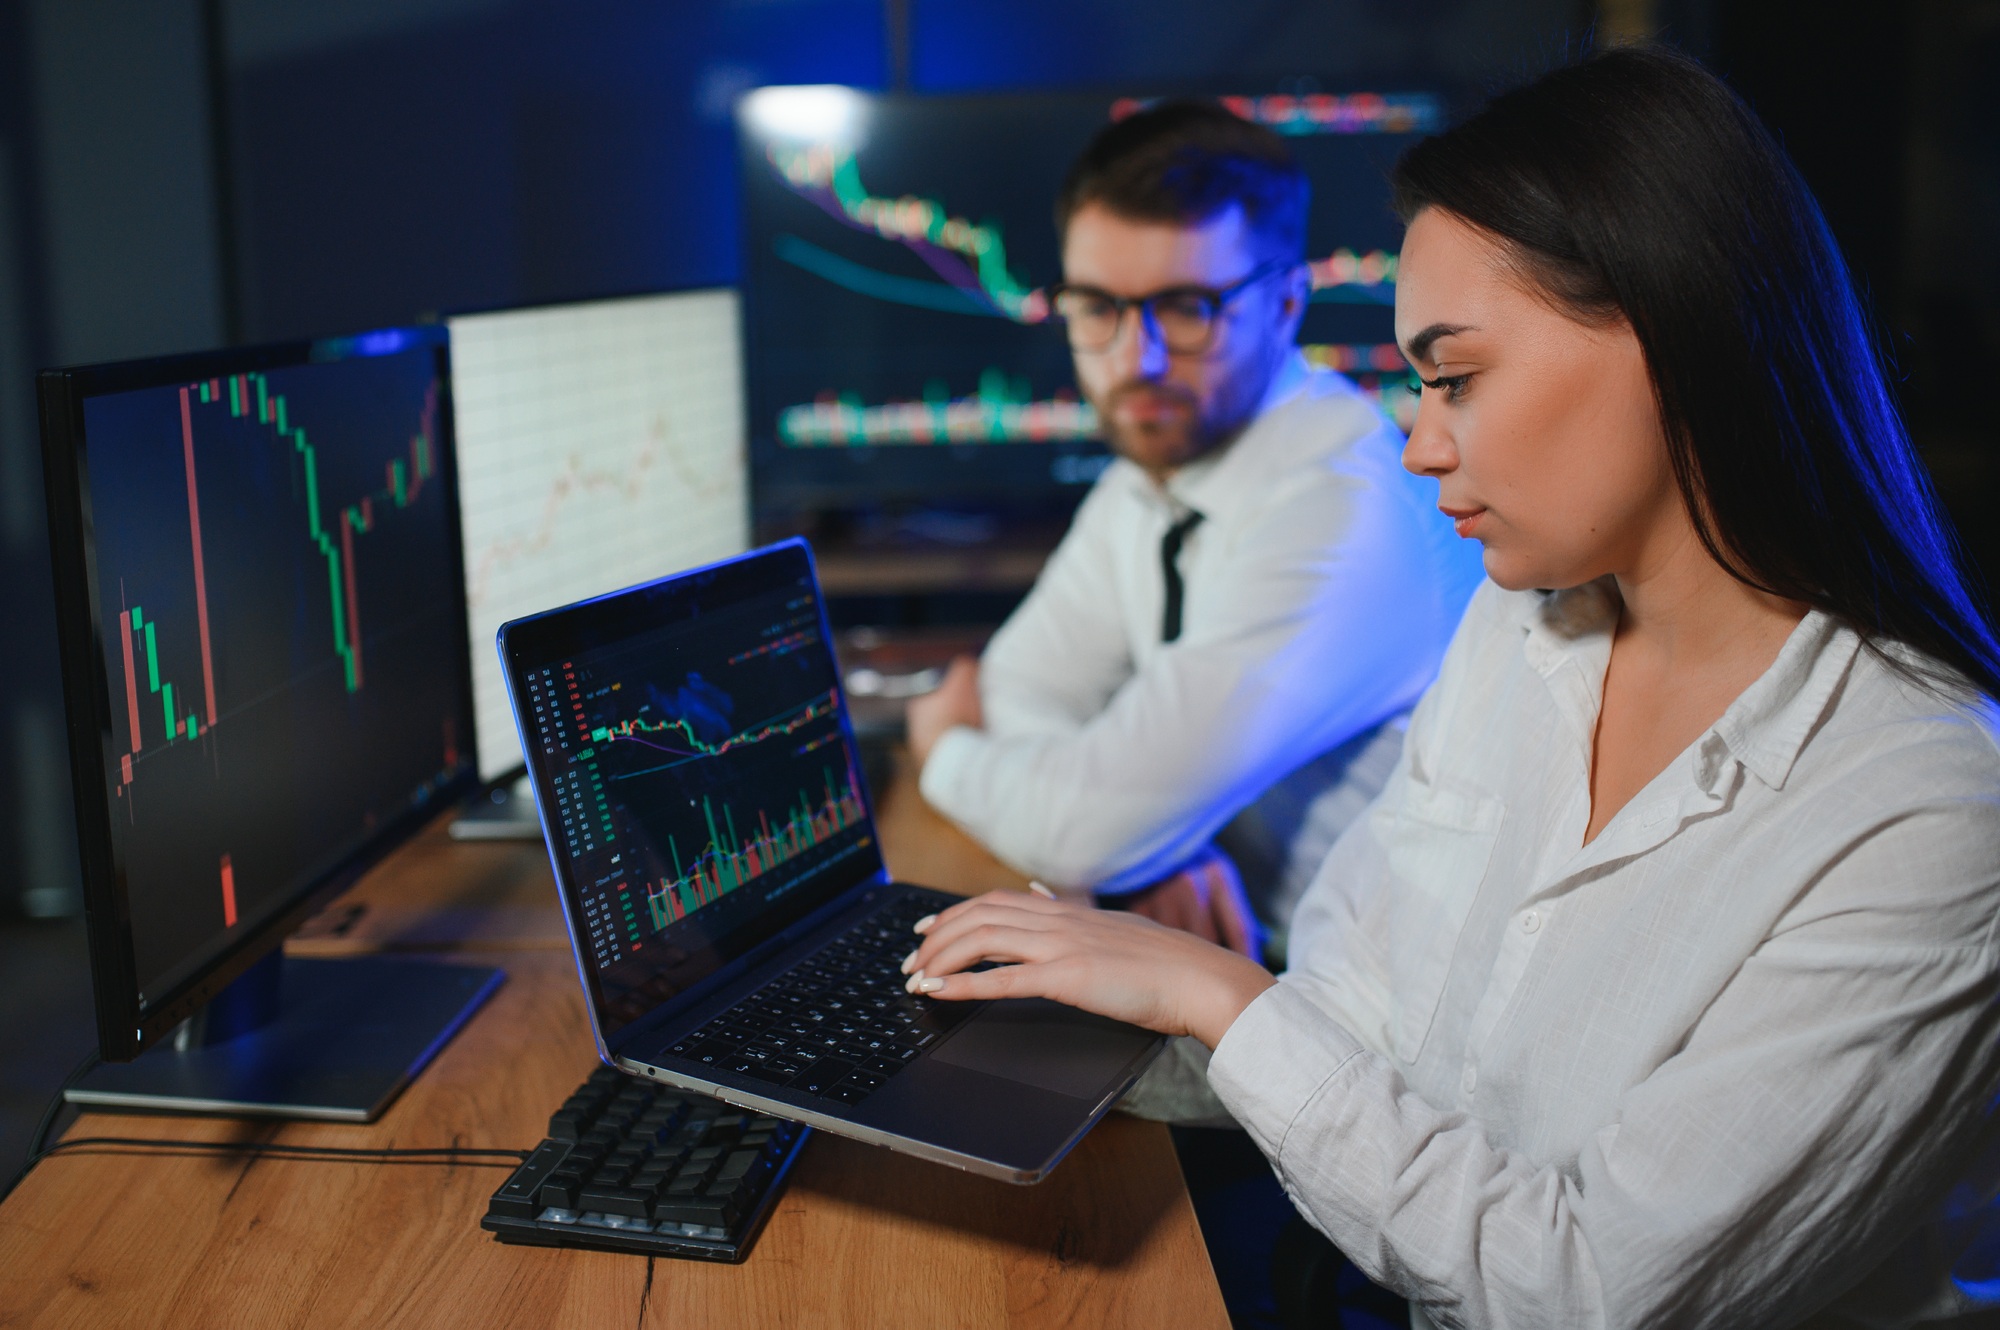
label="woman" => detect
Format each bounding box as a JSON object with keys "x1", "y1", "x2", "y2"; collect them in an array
[{"x1": 903, "y1": 47, "x2": 2000, "y2": 1329}]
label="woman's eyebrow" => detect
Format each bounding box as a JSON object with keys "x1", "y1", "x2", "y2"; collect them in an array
[{"x1": 1403, "y1": 322, "x2": 1474, "y2": 365}]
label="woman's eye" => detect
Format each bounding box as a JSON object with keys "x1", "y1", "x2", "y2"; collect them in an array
[{"x1": 1418, "y1": 373, "x2": 1471, "y2": 402}]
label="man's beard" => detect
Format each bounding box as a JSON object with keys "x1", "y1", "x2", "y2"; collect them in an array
[{"x1": 1094, "y1": 364, "x2": 1271, "y2": 473}]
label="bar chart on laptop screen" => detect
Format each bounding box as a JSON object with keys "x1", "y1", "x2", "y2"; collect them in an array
[
  {"x1": 451, "y1": 289, "x2": 750, "y2": 781},
  {"x1": 518, "y1": 566, "x2": 873, "y2": 1016}
]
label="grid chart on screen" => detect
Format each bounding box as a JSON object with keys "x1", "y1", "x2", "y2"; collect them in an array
[{"x1": 451, "y1": 290, "x2": 750, "y2": 779}]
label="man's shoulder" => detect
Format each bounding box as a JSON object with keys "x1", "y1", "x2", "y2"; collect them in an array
[{"x1": 1238, "y1": 366, "x2": 1398, "y2": 476}]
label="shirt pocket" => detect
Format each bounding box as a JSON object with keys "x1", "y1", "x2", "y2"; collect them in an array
[{"x1": 1369, "y1": 781, "x2": 1504, "y2": 1065}]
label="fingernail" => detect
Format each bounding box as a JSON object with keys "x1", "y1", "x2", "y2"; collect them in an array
[
  {"x1": 900, "y1": 948, "x2": 918, "y2": 974},
  {"x1": 1028, "y1": 881, "x2": 1056, "y2": 899},
  {"x1": 913, "y1": 914, "x2": 936, "y2": 933},
  {"x1": 905, "y1": 970, "x2": 925, "y2": 993},
  {"x1": 918, "y1": 976, "x2": 944, "y2": 993}
]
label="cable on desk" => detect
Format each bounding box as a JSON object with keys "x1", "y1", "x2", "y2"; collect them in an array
[
  {"x1": 0, "y1": 1048, "x2": 101, "y2": 1206},
  {"x1": 37, "y1": 1137, "x2": 531, "y2": 1166}
]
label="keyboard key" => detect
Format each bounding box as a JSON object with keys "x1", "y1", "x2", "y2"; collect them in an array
[
  {"x1": 547, "y1": 1107, "x2": 593, "y2": 1140},
  {"x1": 825, "y1": 1083, "x2": 872, "y2": 1105},
  {"x1": 715, "y1": 1149, "x2": 761, "y2": 1181},
  {"x1": 580, "y1": 1185, "x2": 653, "y2": 1219},
  {"x1": 729, "y1": 1059, "x2": 792, "y2": 1085},
  {"x1": 792, "y1": 1060, "x2": 853, "y2": 1097},
  {"x1": 538, "y1": 1177, "x2": 581, "y2": 1211},
  {"x1": 490, "y1": 1140, "x2": 571, "y2": 1219},
  {"x1": 654, "y1": 1195, "x2": 732, "y2": 1229}
]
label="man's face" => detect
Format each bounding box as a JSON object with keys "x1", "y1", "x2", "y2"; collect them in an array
[{"x1": 1060, "y1": 201, "x2": 1307, "y2": 478}]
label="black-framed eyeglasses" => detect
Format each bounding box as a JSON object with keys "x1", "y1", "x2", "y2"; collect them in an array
[{"x1": 1046, "y1": 258, "x2": 1298, "y2": 355}]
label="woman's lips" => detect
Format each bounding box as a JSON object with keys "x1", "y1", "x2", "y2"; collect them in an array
[{"x1": 1440, "y1": 505, "x2": 1485, "y2": 538}]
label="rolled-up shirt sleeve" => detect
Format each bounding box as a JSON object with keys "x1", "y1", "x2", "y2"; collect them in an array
[{"x1": 1206, "y1": 797, "x2": 2000, "y2": 1329}]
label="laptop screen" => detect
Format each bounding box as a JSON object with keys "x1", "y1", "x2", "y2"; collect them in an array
[{"x1": 500, "y1": 541, "x2": 883, "y2": 1037}]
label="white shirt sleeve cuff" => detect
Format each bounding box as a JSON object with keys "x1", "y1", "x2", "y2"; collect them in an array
[
  {"x1": 1206, "y1": 978, "x2": 1368, "y2": 1160},
  {"x1": 916, "y1": 724, "x2": 987, "y2": 824}
]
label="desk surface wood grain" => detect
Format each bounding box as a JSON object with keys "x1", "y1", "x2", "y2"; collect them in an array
[{"x1": 0, "y1": 748, "x2": 1225, "y2": 1329}]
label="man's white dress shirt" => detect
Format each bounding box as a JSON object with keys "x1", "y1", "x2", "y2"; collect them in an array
[
  {"x1": 920, "y1": 355, "x2": 1484, "y2": 897},
  {"x1": 1129, "y1": 579, "x2": 2000, "y2": 1328}
]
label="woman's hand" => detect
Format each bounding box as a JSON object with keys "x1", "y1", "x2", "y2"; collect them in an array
[{"x1": 899, "y1": 890, "x2": 1277, "y2": 1049}]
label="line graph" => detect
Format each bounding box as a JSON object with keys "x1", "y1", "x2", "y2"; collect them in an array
[
  {"x1": 451, "y1": 290, "x2": 749, "y2": 780},
  {"x1": 768, "y1": 142, "x2": 1041, "y2": 322},
  {"x1": 592, "y1": 687, "x2": 840, "y2": 773},
  {"x1": 765, "y1": 143, "x2": 1399, "y2": 323}
]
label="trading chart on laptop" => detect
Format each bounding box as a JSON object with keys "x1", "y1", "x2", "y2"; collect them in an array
[{"x1": 513, "y1": 550, "x2": 876, "y2": 1025}]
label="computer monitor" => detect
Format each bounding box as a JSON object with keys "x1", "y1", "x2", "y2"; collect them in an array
[
  {"x1": 737, "y1": 85, "x2": 1440, "y2": 526},
  {"x1": 446, "y1": 289, "x2": 751, "y2": 785},
  {"x1": 39, "y1": 326, "x2": 499, "y2": 1119}
]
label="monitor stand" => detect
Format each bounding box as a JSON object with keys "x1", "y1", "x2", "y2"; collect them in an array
[{"x1": 66, "y1": 950, "x2": 504, "y2": 1122}]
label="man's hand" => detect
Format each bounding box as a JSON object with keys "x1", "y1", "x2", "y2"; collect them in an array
[
  {"x1": 900, "y1": 890, "x2": 1276, "y2": 1050},
  {"x1": 1116, "y1": 846, "x2": 1264, "y2": 960},
  {"x1": 906, "y1": 655, "x2": 983, "y2": 771}
]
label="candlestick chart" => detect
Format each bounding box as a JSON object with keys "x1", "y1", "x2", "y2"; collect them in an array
[
  {"x1": 517, "y1": 563, "x2": 874, "y2": 1007},
  {"x1": 82, "y1": 339, "x2": 473, "y2": 999}
]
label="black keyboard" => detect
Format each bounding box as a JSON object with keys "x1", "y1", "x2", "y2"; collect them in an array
[
  {"x1": 665, "y1": 892, "x2": 976, "y2": 1105},
  {"x1": 482, "y1": 1066, "x2": 808, "y2": 1262}
]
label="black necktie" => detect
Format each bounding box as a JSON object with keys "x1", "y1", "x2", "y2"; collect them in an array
[{"x1": 1160, "y1": 509, "x2": 1204, "y2": 644}]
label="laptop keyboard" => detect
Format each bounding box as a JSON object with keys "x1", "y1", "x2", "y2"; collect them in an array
[
  {"x1": 667, "y1": 893, "x2": 975, "y2": 1105},
  {"x1": 483, "y1": 1065, "x2": 808, "y2": 1262}
]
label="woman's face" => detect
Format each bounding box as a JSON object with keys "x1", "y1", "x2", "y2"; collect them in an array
[{"x1": 1395, "y1": 207, "x2": 1683, "y2": 593}]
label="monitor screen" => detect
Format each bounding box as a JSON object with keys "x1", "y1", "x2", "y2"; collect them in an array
[
  {"x1": 41, "y1": 327, "x2": 479, "y2": 1053},
  {"x1": 737, "y1": 86, "x2": 1440, "y2": 520},
  {"x1": 448, "y1": 289, "x2": 751, "y2": 782},
  {"x1": 500, "y1": 542, "x2": 878, "y2": 1036}
]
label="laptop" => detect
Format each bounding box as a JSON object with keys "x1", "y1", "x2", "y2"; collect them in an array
[{"x1": 497, "y1": 539, "x2": 1164, "y2": 1183}]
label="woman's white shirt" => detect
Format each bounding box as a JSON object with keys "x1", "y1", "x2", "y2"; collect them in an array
[{"x1": 1199, "y1": 579, "x2": 2000, "y2": 1329}]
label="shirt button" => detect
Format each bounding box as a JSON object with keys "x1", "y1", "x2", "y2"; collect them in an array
[
  {"x1": 1460, "y1": 1064, "x2": 1478, "y2": 1095},
  {"x1": 1519, "y1": 909, "x2": 1541, "y2": 935}
]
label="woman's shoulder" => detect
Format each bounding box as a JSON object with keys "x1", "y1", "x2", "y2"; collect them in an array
[{"x1": 1810, "y1": 638, "x2": 2000, "y2": 797}]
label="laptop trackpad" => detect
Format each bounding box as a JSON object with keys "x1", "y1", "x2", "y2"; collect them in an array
[{"x1": 931, "y1": 998, "x2": 1152, "y2": 1100}]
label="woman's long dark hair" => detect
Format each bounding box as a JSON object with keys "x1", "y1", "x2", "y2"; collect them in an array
[{"x1": 1392, "y1": 46, "x2": 2000, "y2": 700}]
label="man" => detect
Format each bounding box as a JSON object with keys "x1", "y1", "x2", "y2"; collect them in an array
[{"x1": 907, "y1": 101, "x2": 1481, "y2": 958}]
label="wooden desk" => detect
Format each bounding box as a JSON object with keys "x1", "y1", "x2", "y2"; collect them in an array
[{"x1": 0, "y1": 752, "x2": 1226, "y2": 1329}]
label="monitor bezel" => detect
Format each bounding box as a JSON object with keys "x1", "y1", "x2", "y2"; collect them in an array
[{"x1": 37, "y1": 326, "x2": 482, "y2": 1062}]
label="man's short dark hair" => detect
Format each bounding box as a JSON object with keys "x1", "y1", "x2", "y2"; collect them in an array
[{"x1": 1055, "y1": 100, "x2": 1310, "y2": 261}]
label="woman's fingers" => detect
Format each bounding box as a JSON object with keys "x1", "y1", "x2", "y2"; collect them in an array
[{"x1": 906, "y1": 917, "x2": 1065, "y2": 987}]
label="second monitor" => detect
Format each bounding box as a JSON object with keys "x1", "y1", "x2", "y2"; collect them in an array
[{"x1": 448, "y1": 288, "x2": 752, "y2": 788}]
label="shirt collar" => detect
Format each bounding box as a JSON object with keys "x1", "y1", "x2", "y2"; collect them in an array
[
  {"x1": 1158, "y1": 351, "x2": 1314, "y2": 517},
  {"x1": 1522, "y1": 582, "x2": 1858, "y2": 794},
  {"x1": 1710, "y1": 611, "x2": 1856, "y2": 791}
]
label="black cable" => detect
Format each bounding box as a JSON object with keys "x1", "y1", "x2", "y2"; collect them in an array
[
  {"x1": 43, "y1": 1136, "x2": 529, "y2": 1163},
  {"x1": 3, "y1": 1050, "x2": 532, "y2": 1205},
  {"x1": 1, "y1": 1047, "x2": 100, "y2": 1205}
]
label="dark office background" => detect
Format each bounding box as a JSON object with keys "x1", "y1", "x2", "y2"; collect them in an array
[{"x1": 1, "y1": 0, "x2": 1994, "y2": 1183}]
